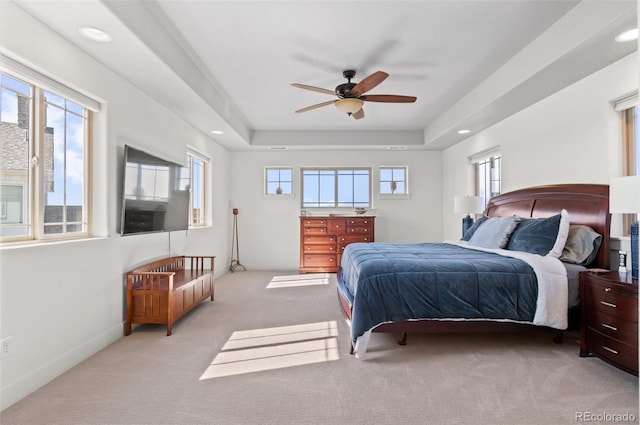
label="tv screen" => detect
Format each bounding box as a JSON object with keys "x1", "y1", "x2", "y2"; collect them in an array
[{"x1": 120, "y1": 145, "x2": 190, "y2": 235}]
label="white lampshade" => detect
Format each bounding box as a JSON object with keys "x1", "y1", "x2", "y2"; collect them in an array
[
  {"x1": 610, "y1": 176, "x2": 640, "y2": 213},
  {"x1": 335, "y1": 98, "x2": 364, "y2": 114},
  {"x1": 454, "y1": 195, "x2": 484, "y2": 214}
]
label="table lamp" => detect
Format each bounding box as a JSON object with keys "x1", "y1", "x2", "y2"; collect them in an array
[
  {"x1": 454, "y1": 195, "x2": 484, "y2": 238},
  {"x1": 610, "y1": 176, "x2": 640, "y2": 279}
]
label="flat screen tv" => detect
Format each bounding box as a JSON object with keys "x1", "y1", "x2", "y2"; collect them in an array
[{"x1": 120, "y1": 145, "x2": 190, "y2": 235}]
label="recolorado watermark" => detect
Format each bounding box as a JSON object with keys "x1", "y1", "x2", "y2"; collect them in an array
[{"x1": 576, "y1": 411, "x2": 637, "y2": 422}]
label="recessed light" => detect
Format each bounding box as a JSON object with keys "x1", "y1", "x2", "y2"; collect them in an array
[
  {"x1": 211, "y1": 130, "x2": 224, "y2": 135},
  {"x1": 78, "y1": 26, "x2": 112, "y2": 42},
  {"x1": 615, "y1": 28, "x2": 638, "y2": 43},
  {"x1": 457, "y1": 129, "x2": 471, "y2": 134}
]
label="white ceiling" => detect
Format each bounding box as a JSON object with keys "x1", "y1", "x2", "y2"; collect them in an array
[{"x1": 13, "y1": 0, "x2": 638, "y2": 151}]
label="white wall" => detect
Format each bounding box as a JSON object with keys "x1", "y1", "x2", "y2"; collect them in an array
[
  {"x1": 0, "y1": 4, "x2": 230, "y2": 410},
  {"x1": 228, "y1": 150, "x2": 443, "y2": 270},
  {"x1": 442, "y1": 52, "x2": 638, "y2": 241}
]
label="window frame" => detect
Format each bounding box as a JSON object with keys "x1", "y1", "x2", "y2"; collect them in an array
[
  {"x1": 300, "y1": 166, "x2": 372, "y2": 209},
  {"x1": 471, "y1": 149, "x2": 501, "y2": 209},
  {"x1": 620, "y1": 104, "x2": 639, "y2": 236},
  {"x1": 186, "y1": 149, "x2": 209, "y2": 228},
  {"x1": 264, "y1": 166, "x2": 294, "y2": 196},
  {"x1": 379, "y1": 165, "x2": 409, "y2": 197},
  {"x1": 1, "y1": 71, "x2": 93, "y2": 243}
]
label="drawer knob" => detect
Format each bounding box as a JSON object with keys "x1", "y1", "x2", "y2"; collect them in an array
[
  {"x1": 605, "y1": 287, "x2": 612, "y2": 292},
  {"x1": 329, "y1": 258, "x2": 334, "y2": 262},
  {"x1": 600, "y1": 301, "x2": 617, "y2": 308},
  {"x1": 602, "y1": 346, "x2": 618, "y2": 355},
  {"x1": 601, "y1": 323, "x2": 618, "y2": 331}
]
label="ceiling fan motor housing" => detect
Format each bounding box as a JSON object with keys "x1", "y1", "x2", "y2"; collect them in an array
[
  {"x1": 335, "y1": 82, "x2": 357, "y2": 98},
  {"x1": 336, "y1": 70, "x2": 358, "y2": 98}
]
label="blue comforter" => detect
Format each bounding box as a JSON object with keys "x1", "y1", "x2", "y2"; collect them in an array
[{"x1": 339, "y1": 242, "x2": 539, "y2": 347}]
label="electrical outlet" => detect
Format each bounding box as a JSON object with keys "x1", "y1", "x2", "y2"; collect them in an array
[{"x1": 1, "y1": 336, "x2": 12, "y2": 359}]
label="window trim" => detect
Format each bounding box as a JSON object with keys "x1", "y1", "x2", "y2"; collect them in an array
[
  {"x1": 470, "y1": 148, "x2": 501, "y2": 209},
  {"x1": 186, "y1": 148, "x2": 209, "y2": 228},
  {"x1": 264, "y1": 166, "x2": 294, "y2": 196},
  {"x1": 379, "y1": 165, "x2": 409, "y2": 198},
  {"x1": 300, "y1": 166, "x2": 372, "y2": 209},
  {"x1": 1, "y1": 70, "x2": 93, "y2": 243}
]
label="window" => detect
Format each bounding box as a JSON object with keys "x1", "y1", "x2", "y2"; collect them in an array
[
  {"x1": 379, "y1": 166, "x2": 408, "y2": 195},
  {"x1": 301, "y1": 167, "x2": 370, "y2": 208},
  {"x1": 1, "y1": 71, "x2": 93, "y2": 242},
  {"x1": 265, "y1": 167, "x2": 293, "y2": 195},
  {"x1": 619, "y1": 102, "x2": 639, "y2": 235},
  {"x1": 472, "y1": 150, "x2": 501, "y2": 208},
  {"x1": 186, "y1": 151, "x2": 208, "y2": 227}
]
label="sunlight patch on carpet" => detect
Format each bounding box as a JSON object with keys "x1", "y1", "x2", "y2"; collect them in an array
[
  {"x1": 266, "y1": 273, "x2": 331, "y2": 288},
  {"x1": 200, "y1": 321, "x2": 339, "y2": 379}
]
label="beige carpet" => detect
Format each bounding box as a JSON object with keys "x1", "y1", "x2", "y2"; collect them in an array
[{"x1": 1, "y1": 270, "x2": 638, "y2": 425}]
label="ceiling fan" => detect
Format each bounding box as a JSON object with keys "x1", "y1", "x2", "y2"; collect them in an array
[{"x1": 291, "y1": 70, "x2": 417, "y2": 120}]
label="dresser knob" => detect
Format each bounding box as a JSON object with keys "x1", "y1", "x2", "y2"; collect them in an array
[
  {"x1": 605, "y1": 287, "x2": 612, "y2": 292},
  {"x1": 602, "y1": 323, "x2": 618, "y2": 331},
  {"x1": 600, "y1": 301, "x2": 617, "y2": 308},
  {"x1": 602, "y1": 346, "x2": 618, "y2": 355}
]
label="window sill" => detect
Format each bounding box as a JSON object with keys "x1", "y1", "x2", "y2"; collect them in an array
[
  {"x1": 379, "y1": 194, "x2": 411, "y2": 200},
  {"x1": 0, "y1": 236, "x2": 107, "y2": 251}
]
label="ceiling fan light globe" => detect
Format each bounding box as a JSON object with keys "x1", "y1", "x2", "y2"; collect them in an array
[{"x1": 335, "y1": 98, "x2": 364, "y2": 114}]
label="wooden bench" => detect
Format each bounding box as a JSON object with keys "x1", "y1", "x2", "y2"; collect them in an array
[{"x1": 125, "y1": 256, "x2": 215, "y2": 336}]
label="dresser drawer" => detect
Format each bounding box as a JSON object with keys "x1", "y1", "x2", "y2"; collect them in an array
[
  {"x1": 327, "y1": 219, "x2": 346, "y2": 234},
  {"x1": 303, "y1": 244, "x2": 336, "y2": 253},
  {"x1": 303, "y1": 235, "x2": 336, "y2": 244},
  {"x1": 303, "y1": 227, "x2": 328, "y2": 235},
  {"x1": 302, "y1": 254, "x2": 337, "y2": 267},
  {"x1": 586, "y1": 328, "x2": 639, "y2": 372},
  {"x1": 339, "y1": 235, "x2": 372, "y2": 244},
  {"x1": 584, "y1": 285, "x2": 638, "y2": 322},
  {"x1": 302, "y1": 218, "x2": 327, "y2": 226},
  {"x1": 346, "y1": 226, "x2": 372, "y2": 235},
  {"x1": 586, "y1": 309, "x2": 638, "y2": 346},
  {"x1": 347, "y1": 218, "x2": 373, "y2": 226}
]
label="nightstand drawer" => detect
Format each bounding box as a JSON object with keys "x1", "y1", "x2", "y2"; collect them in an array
[
  {"x1": 586, "y1": 328, "x2": 639, "y2": 372},
  {"x1": 586, "y1": 309, "x2": 638, "y2": 346},
  {"x1": 583, "y1": 285, "x2": 638, "y2": 322}
]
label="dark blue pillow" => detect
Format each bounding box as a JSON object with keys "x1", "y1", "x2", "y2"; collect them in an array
[
  {"x1": 462, "y1": 215, "x2": 488, "y2": 241},
  {"x1": 506, "y1": 213, "x2": 563, "y2": 256}
]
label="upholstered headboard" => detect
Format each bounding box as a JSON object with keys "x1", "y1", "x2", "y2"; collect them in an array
[{"x1": 486, "y1": 184, "x2": 610, "y2": 269}]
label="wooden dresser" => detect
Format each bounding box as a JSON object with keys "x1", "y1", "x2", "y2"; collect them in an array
[
  {"x1": 299, "y1": 215, "x2": 375, "y2": 273},
  {"x1": 579, "y1": 271, "x2": 638, "y2": 375}
]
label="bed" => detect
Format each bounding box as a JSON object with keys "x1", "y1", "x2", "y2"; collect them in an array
[{"x1": 337, "y1": 184, "x2": 610, "y2": 358}]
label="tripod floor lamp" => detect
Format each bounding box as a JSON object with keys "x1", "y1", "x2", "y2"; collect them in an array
[
  {"x1": 229, "y1": 208, "x2": 246, "y2": 272},
  {"x1": 454, "y1": 195, "x2": 484, "y2": 238}
]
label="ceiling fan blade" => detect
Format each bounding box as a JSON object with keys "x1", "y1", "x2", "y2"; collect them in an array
[
  {"x1": 291, "y1": 83, "x2": 336, "y2": 96},
  {"x1": 350, "y1": 71, "x2": 389, "y2": 96},
  {"x1": 352, "y1": 108, "x2": 365, "y2": 120},
  {"x1": 361, "y1": 94, "x2": 417, "y2": 103},
  {"x1": 295, "y1": 99, "x2": 337, "y2": 113}
]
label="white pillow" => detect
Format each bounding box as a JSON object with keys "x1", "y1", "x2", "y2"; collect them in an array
[
  {"x1": 547, "y1": 209, "x2": 570, "y2": 258},
  {"x1": 468, "y1": 216, "x2": 521, "y2": 249}
]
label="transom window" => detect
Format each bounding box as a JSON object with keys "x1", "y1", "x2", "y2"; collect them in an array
[
  {"x1": 379, "y1": 166, "x2": 408, "y2": 195},
  {"x1": 301, "y1": 167, "x2": 371, "y2": 208},
  {"x1": 265, "y1": 167, "x2": 293, "y2": 195},
  {"x1": 1, "y1": 71, "x2": 93, "y2": 242}
]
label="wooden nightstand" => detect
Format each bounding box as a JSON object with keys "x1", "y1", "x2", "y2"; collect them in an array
[{"x1": 579, "y1": 271, "x2": 638, "y2": 375}]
